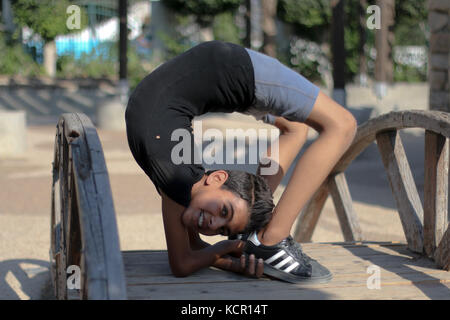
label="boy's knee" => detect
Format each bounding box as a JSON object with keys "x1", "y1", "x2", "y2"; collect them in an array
[{"x1": 339, "y1": 110, "x2": 357, "y2": 142}]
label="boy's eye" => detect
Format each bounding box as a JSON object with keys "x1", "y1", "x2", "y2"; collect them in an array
[{"x1": 221, "y1": 206, "x2": 228, "y2": 217}]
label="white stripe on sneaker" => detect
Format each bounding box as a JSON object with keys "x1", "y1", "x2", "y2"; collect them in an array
[
  {"x1": 283, "y1": 261, "x2": 299, "y2": 273},
  {"x1": 274, "y1": 256, "x2": 293, "y2": 269},
  {"x1": 265, "y1": 250, "x2": 285, "y2": 264}
]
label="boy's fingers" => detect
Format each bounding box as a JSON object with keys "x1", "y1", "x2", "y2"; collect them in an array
[
  {"x1": 255, "y1": 258, "x2": 264, "y2": 278},
  {"x1": 247, "y1": 254, "x2": 256, "y2": 275},
  {"x1": 240, "y1": 254, "x2": 246, "y2": 270}
]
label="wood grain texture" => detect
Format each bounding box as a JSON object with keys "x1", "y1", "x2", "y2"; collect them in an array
[
  {"x1": 123, "y1": 243, "x2": 450, "y2": 300},
  {"x1": 329, "y1": 172, "x2": 363, "y2": 241},
  {"x1": 376, "y1": 130, "x2": 424, "y2": 253},
  {"x1": 293, "y1": 182, "x2": 329, "y2": 243},
  {"x1": 424, "y1": 131, "x2": 449, "y2": 257},
  {"x1": 50, "y1": 113, "x2": 127, "y2": 300}
]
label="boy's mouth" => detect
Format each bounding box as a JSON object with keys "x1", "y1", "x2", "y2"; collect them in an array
[{"x1": 198, "y1": 210, "x2": 205, "y2": 229}]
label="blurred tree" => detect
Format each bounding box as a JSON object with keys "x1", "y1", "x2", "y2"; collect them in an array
[
  {"x1": 277, "y1": 0, "x2": 331, "y2": 42},
  {"x1": 12, "y1": 0, "x2": 87, "y2": 77},
  {"x1": 374, "y1": 0, "x2": 395, "y2": 98},
  {"x1": 212, "y1": 11, "x2": 241, "y2": 43},
  {"x1": 394, "y1": 0, "x2": 428, "y2": 45},
  {"x1": 331, "y1": 0, "x2": 346, "y2": 106},
  {"x1": 161, "y1": 0, "x2": 241, "y2": 41},
  {"x1": 261, "y1": 0, "x2": 277, "y2": 57}
]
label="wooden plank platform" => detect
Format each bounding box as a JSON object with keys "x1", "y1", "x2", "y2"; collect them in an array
[{"x1": 123, "y1": 242, "x2": 450, "y2": 300}]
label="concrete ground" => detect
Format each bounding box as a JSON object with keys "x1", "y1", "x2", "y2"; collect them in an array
[{"x1": 0, "y1": 83, "x2": 433, "y2": 299}]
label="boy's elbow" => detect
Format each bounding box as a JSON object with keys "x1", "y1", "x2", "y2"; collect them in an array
[
  {"x1": 169, "y1": 255, "x2": 194, "y2": 278},
  {"x1": 172, "y1": 267, "x2": 190, "y2": 278}
]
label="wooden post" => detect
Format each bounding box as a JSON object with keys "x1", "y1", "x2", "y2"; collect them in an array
[
  {"x1": 329, "y1": 172, "x2": 363, "y2": 241},
  {"x1": 293, "y1": 182, "x2": 329, "y2": 243},
  {"x1": 374, "y1": 0, "x2": 395, "y2": 98},
  {"x1": 424, "y1": 131, "x2": 449, "y2": 257},
  {"x1": 376, "y1": 130, "x2": 424, "y2": 253}
]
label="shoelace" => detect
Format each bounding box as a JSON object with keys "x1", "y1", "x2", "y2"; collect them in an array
[{"x1": 285, "y1": 236, "x2": 314, "y2": 266}]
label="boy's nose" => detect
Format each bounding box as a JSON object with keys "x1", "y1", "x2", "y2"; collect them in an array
[{"x1": 208, "y1": 215, "x2": 224, "y2": 230}]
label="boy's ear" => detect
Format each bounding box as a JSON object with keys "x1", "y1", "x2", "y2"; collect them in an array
[{"x1": 205, "y1": 170, "x2": 228, "y2": 186}]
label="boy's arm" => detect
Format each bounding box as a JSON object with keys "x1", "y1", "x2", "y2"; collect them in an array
[
  {"x1": 160, "y1": 191, "x2": 247, "y2": 277},
  {"x1": 188, "y1": 228, "x2": 263, "y2": 277},
  {"x1": 257, "y1": 116, "x2": 310, "y2": 194}
]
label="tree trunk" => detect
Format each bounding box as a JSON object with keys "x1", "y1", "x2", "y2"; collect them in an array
[
  {"x1": 375, "y1": 0, "x2": 395, "y2": 98},
  {"x1": 199, "y1": 26, "x2": 214, "y2": 42},
  {"x1": 331, "y1": 0, "x2": 346, "y2": 107},
  {"x1": 261, "y1": 0, "x2": 277, "y2": 57},
  {"x1": 358, "y1": 0, "x2": 368, "y2": 86},
  {"x1": 43, "y1": 41, "x2": 57, "y2": 78},
  {"x1": 249, "y1": 0, "x2": 263, "y2": 50},
  {"x1": 243, "y1": 0, "x2": 251, "y2": 48}
]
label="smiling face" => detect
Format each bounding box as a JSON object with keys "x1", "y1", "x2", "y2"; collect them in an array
[{"x1": 181, "y1": 171, "x2": 250, "y2": 236}]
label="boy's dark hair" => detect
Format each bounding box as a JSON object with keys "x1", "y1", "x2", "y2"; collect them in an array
[{"x1": 206, "y1": 169, "x2": 274, "y2": 234}]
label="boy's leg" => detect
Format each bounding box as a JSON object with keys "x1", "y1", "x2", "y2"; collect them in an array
[{"x1": 258, "y1": 91, "x2": 357, "y2": 246}]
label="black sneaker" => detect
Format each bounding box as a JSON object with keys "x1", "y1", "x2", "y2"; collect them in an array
[{"x1": 244, "y1": 232, "x2": 332, "y2": 284}]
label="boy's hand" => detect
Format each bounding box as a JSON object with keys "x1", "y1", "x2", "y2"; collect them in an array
[
  {"x1": 212, "y1": 240, "x2": 264, "y2": 278},
  {"x1": 239, "y1": 253, "x2": 264, "y2": 278}
]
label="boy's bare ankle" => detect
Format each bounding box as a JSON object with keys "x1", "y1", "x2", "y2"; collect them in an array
[{"x1": 257, "y1": 230, "x2": 288, "y2": 246}]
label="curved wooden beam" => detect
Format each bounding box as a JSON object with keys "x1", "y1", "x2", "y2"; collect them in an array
[
  {"x1": 333, "y1": 110, "x2": 450, "y2": 174},
  {"x1": 293, "y1": 110, "x2": 449, "y2": 267},
  {"x1": 51, "y1": 113, "x2": 127, "y2": 299}
]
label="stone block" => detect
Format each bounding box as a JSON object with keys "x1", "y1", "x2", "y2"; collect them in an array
[
  {"x1": 430, "y1": 53, "x2": 449, "y2": 70},
  {"x1": 0, "y1": 110, "x2": 27, "y2": 157},
  {"x1": 428, "y1": 0, "x2": 450, "y2": 12},
  {"x1": 430, "y1": 32, "x2": 450, "y2": 53},
  {"x1": 97, "y1": 96, "x2": 126, "y2": 130},
  {"x1": 428, "y1": 11, "x2": 448, "y2": 32},
  {"x1": 430, "y1": 70, "x2": 447, "y2": 90},
  {"x1": 429, "y1": 91, "x2": 449, "y2": 111}
]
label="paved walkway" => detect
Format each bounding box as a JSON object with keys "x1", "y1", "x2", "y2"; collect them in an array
[{"x1": 0, "y1": 83, "x2": 432, "y2": 299}]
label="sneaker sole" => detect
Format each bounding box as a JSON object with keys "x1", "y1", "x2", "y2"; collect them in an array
[{"x1": 263, "y1": 263, "x2": 333, "y2": 284}]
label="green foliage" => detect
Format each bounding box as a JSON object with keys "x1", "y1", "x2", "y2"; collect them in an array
[
  {"x1": 279, "y1": 0, "x2": 428, "y2": 84},
  {"x1": 395, "y1": 0, "x2": 428, "y2": 46},
  {"x1": 0, "y1": 32, "x2": 44, "y2": 76},
  {"x1": 13, "y1": 0, "x2": 88, "y2": 42},
  {"x1": 56, "y1": 43, "x2": 117, "y2": 78},
  {"x1": 277, "y1": 0, "x2": 331, "y2": 42},
  {"x1": 344, "y1": 0, "x2": 364, "y2": 81},
  {"x1": 394, "y1": 63, "x2": 427, "y2": 82},
  {"x1": 162, "y1": 0, "x2": 241, "y2": 25},
  {"x1": 212, "y1": 11, "x2": 241, "y2": 44},
  {"x1": 55, "y1": 40, "x2": 154, "y2": 91}
]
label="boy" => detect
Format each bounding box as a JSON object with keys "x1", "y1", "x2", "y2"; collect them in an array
[{"x1": 125, "y1": 41, "x2": 356, "y2": 283}]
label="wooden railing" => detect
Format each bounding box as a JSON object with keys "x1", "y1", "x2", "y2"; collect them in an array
[{"x1": 293, "y1": 110, "x2": 450, "y2": 270}]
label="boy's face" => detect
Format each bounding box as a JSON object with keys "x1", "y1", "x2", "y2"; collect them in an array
[{"x1": 181, "y1": 171, "x2": 250, "y2": 236}]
